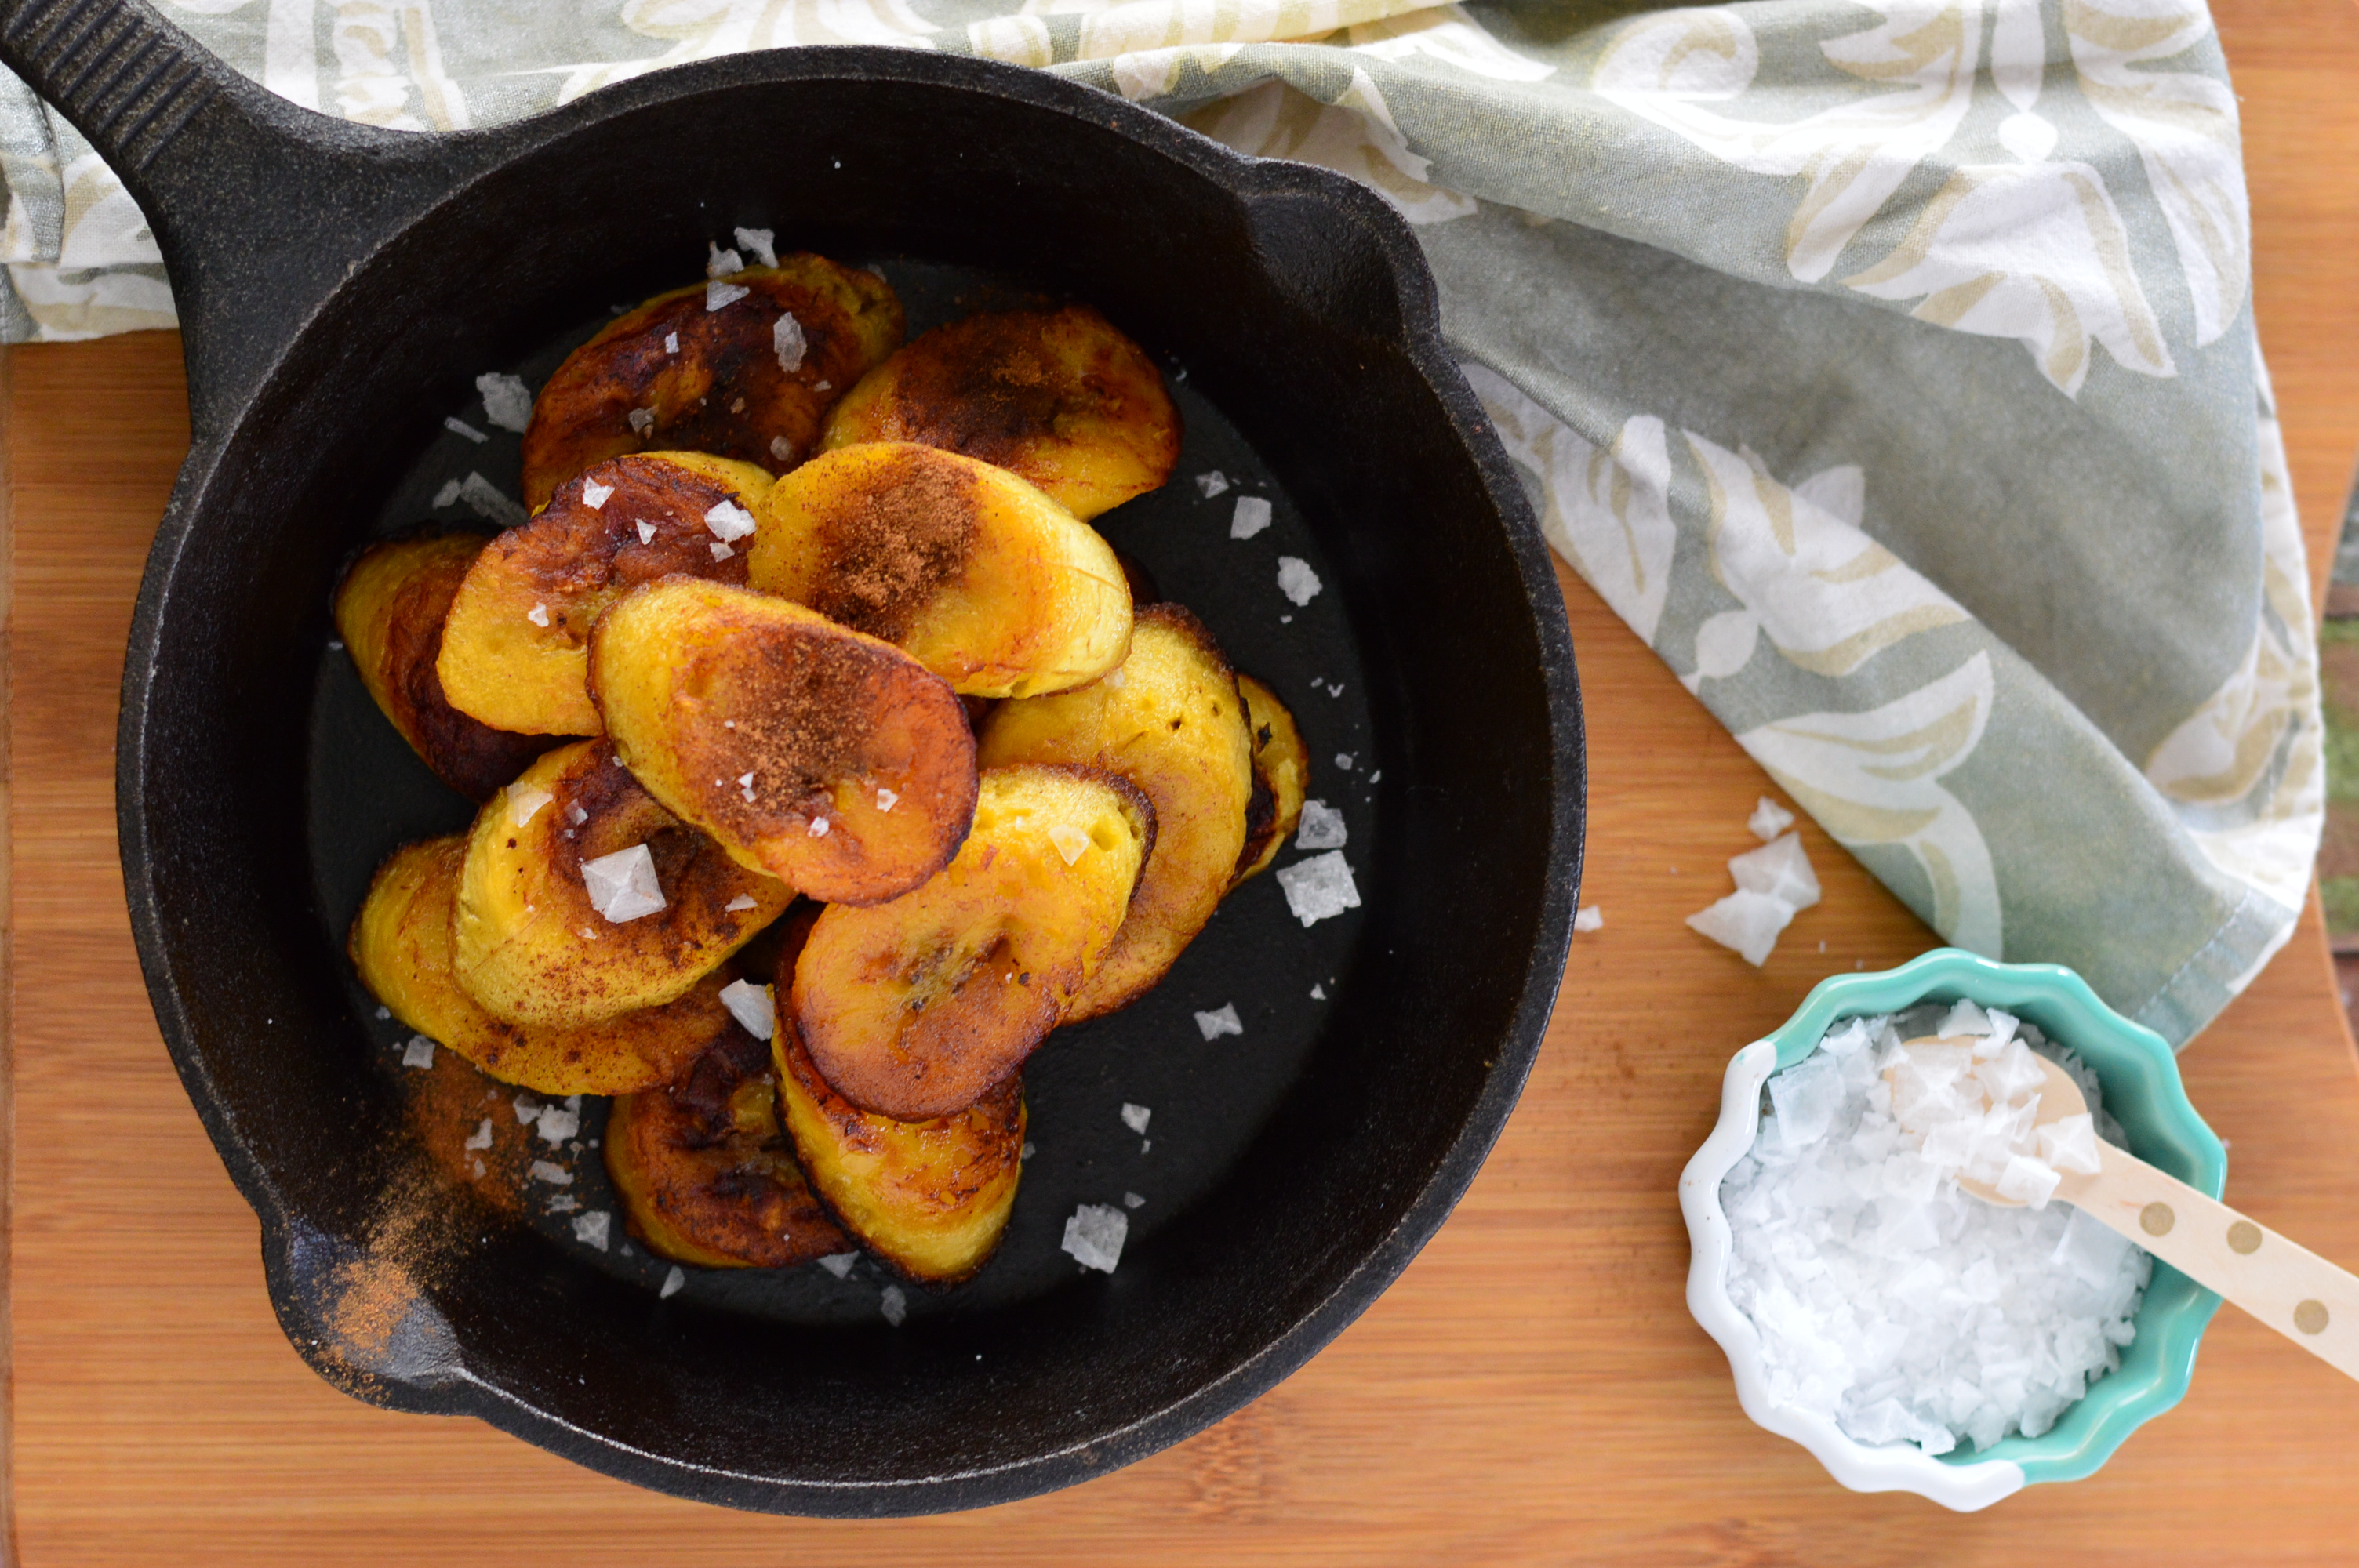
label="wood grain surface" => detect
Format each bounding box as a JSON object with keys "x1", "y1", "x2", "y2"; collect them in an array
[{"x1": 4, "y1": 5, "x2": 2357, "y2": 1561}]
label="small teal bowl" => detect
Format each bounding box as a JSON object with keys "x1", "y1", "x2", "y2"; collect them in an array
[{"x1": 1680, "y1": 949, "x2": 2227, "y2": 1509}]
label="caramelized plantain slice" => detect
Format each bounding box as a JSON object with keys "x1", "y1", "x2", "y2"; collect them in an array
[
  {"x1": 352, "y1": 836, "x2": 745, "y2": 1094},
  {"x1": 453, "y1": 739, "x2": 793, "y2": 1026},
  {"x1": 590, "y1": 578, "x2": 978, "y2": 906},
  {"x1": 820, "y1": 303, "x2": 1178, "y2": 520},
  {"x1": 1232, "y1": 674, "x2": 1309, "y2": 885},
  {"x1": 773, "y1": 1024, "x2": 1024, "y2": 1286},
  {"x1": 334, "y1": 532, "x2": 550, "y2": 800},
  {"x1": 520, "y1": 256, "x2": 903, "y2": 510},
  {"x1": 437, "y1": 452, "x2": 772, "y2": 736},
  {"x1": 747, "y1": 441, "x2": 1132, "y2": 699},
  {"x1": 792, "y1": 764, "x2": 1154, "y2": 1120},
  {"x1": 607, "y1": 1024, "x2": 848, "y2": 1269},
  {"x1": 976, "y1": 605, "x2": 1254, "y2": 1021}
]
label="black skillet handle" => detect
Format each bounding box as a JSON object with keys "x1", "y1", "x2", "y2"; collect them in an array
[{"x1": 0, "y1": 0, "x2": 469, "y2": 441}]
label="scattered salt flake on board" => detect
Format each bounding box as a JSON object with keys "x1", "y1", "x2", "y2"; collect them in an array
[
  {"x1": 1120, "y1": 1103, "x2": 1152, "y2": 1134},
  {"x1": 1294, "y1": 798, "x2": 1346, "y2": 850},
  {"x1": 1276, "y1": 555, "x2": 1322, "y2": 605},
  {"x1": 582, "y1": 479, "x2": 614, "y2": 509},
  {"x1": 818, "y1": 1254, "x2": 856, "y2": 1279},
  {"x1": 734, "y1": 227, "x2": 777, "y2": 267},
  {"x1": 1748, "y1": 796, "x2": 1795, "y2": 842},
  {"x1": 1021, "y1": 1141, "x2": 1036, "y2": 1160},
  {"x1": 1326, "y1": 682, "x2": 1343, "y2": 697},
  {"x1": 459, "y1": 472, "x2": 527, "y2": 527},
  {"x1": 476, "y1": 372, "x2": 533, "y2": 432},
  {"x1": 1277, "y1": 851, "x2": 1361, "y2": 927},
  {"x1": 1574, "y1": 906, "x2": 1604, "y2": 933},
  {"x1": 1062, "y1": 1203, "x2": 1128, "y2": 1272},
  {"x1": 463, "y1": 1118, "x2": 493, "y2": 1152},
  {"x1": 582, "y1": 843, "x2": 667, "y2": 922},
  {"x1": 547, "y1": 1196, "x2": 580, "y2": 1214},
  {"x1": 1195, "y1": 470, "x2": 1230, "y2": 498},
  {"x1": 627, "y1": 407, "x2": 656, "y2": 435},
  {"x1": 660, "y1": 1265, "x2": 685, "y2": 1299},
  {"x1": 707, "y1": 241, "x2": 743, "y2": 278},
  {"x1": 1334, "y1": 753, "x2": 1354, "y2": 771},
  {"x1": 507, "y1": 783, "x2": 553, "y2": 827},
  {"x1": 526, "y1": 603, "x2": 551, "y2": 627},
  {"x1": 705, "y1": 499, "x2": 758, "y2": 541},
  {"x1": 402, "y1": 1036, "x2": 436, "y2": 1069},
  {"x1": 719, "y1": 978, "x2": 776, "y2": 1040},
  {"x1": 1230, "y1": 496, "x2": 1272, "y2": 539},
  {"x1": 1729, "y1": 833, "x2": 1820, "y2": 912},
  {"x1": 880, "y1": 1285, "x2": 907, "y2": 1326},
  {"x1": 1310, "y1": 983, "x2": 1326, "y2": 1000},
  {"x1": 1049, "y1": 822, "x2": 1092, "y2": 866},
  {"x1": 443, "y1": 416, "x2": 487, "y2": 443},
  {"x1": 513, "y1": 1092, "x2": 543, "y2": 1124},
  {"x1": 529, "y1": 1160, "x2": 572, "y2": 1186},
  {"x1": 1124, "y1": 1192, "x2": 1146, "y2": 1209},
  {"x1": 1193, "y1": 1004, "x2": 1241, "y2": 1041},
  {"x1": 773, "y1": 312, "x2": 807, "y2": 374},
  {"x1": 1685, "y1": 887, "x2": 1793, "y2": 967},
  {"x1": 433, "y1": 477, "x2": 463, "y2": 508},
  {"x1": 375, "y1": 1005, "x2": 391, "y2": 1021},
  {"x1": 573, "y1": 1211, "x2": 612, "y2": 1251}
]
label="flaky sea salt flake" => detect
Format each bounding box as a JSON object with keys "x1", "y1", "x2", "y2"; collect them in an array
[
  {"x1": 1124, "y1": 1192, "x2": 1146, "y2": 1209},
  {"x1": 1120, "y1": 1103, "x2": 1152, "y2": 1133},
  {"x1": 582, "y1": 843, "x2": 667, "y2": 923},
  {"x1": 476, "y1": 372, "x2": 532, "y2": 432},
  {"x1": 1195, "y1": 470, "x2": 1230, "y2": 498},
  {"x1": 705, "y1": 499, "x2": 758, "y2": 541},
  {"x1": 582, "y1": 479, "x2": 614, "y2": 508},
  {"x1": 459, "y1": 471, "x2": 527, "y2": 527},
  {"x1": 881, "y1": 1284, "x2": 907, "y2": 1326},
  {"x1": 1574, "y1": 906, "x2": 1603, "y2": 933},
  {"x1": 433, "y1": 477, "x2": 463, "y2": 509},
  {"x1": 1748, "y1": 796, "x2": 1796, "y2": 842},
  {"x1": 627, "y1": 407, "x2": 656, "y2": 435},
  {"x1": 526, "y1": 603, "x2": 550, "y2": 627},
  {"x1": 1294, "y1": 798, "x2": 1346, "y2": 850},
  {"x1": 443, "y1": 416, "x2": 487, "y2": 443},
  {"x1": 529, "y1": 1160, "x2": 572, "y2": 1186},
  {"x1": 1062, "y1": 1203, "x2": 1129, "y2": 1272},
  {"x1": 818, "y1": 1253, "x2": 856, "y2": 1279},
  {"x1": 710, "y1": 541, "x2": 733, "y2": 561},
  {"x1": 773, "y1": 311, "x2": 806, "y2": 374},
  {"x1": 1230, "y1": 496, "x2": 1272, "y2": 539},
  {"x1": 707, "y1": 241, "x2": 743, "y2": 278},
  {"x1": 719, "y1": 978, "x2": 776, "y2": 1040},
  {"x1": 1729, "y1": 833, "x2": 1820, "y2": 912},
  {"x1": 507, "y1": 783, "x2": 554, "y2": 827},
  {"x1": 660, "y1": 1265, "x2": 685, "y2": 1299},
  {"x1": 402, "y1": 1035, "x2": 436, "y2": 1069},
  {"x1": 1194, "y1": 1004, "x2": 1242, "y2": 1041},
  {"x1": 1048, "y1": 822, "x2": 1092, "y2": 865},
  {"x1": 573, "y1": 1210, "x2": 612, "y2": 1251},
  {"x1": 1276, "y1": 555, "x2": 1322, "y2": 605},
  {"x1": 1277, "y1": 851, "x2": 1360, "y2": 927},
  {"x1": 1685, "y1": 887, "x2": 1793, "y2": 967},
  {"x1": 876, "y1": 787, "x2": 899, "y2": 812},
  {"x1": 734, "y1": 227, "x2": 777, "y2": 267}
]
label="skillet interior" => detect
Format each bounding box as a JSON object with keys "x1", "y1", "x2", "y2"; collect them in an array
[{"x1": 122, "y1": 57, "x2": 1581, "y2": 1512}]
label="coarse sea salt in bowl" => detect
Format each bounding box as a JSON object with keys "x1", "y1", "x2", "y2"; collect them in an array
[{"x1": 1681, "y1": 948, "x2": 2226, "y2": 1510}]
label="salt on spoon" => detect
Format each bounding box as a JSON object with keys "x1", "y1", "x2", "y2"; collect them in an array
[{"x1": 1888, "y1": 1033, "x2": 2359, "y2": 1382}]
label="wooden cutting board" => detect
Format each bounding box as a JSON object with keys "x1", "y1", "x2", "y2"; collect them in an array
[{"x1": 5, "y1": 5, "x2": 2357, "y2": 1560}]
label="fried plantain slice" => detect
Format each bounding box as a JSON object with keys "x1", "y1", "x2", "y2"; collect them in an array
[
  {"x1": 453, "y1": 739, "x2": 793, "y2": 1027},
  {"x1": 334, "y1": 532, "x2": 550, "y2": 800},
  {"x1": 820, "y1": 303, "x2": 1178, "y2": 521},
  {"x1": 352, "y1": 836, "x2": 743, "y2": 1094},
  {"x1": 437, "y1": 451, "x2": 772, "y2": 736},
  {"x1": 607, "y1": 1023, "x2": 848, "y2": 1269},
  {"x1": 590, "y1": 578, "x2": 978, "y2": 906},
  {"x1": 792, "y1": 764, "x2": 1154, "y2": 1120},
  {"x1": 747, "y1": 441, "x2": 1132, "y2": 699},
  {"x1": 1231, "y1": 674, "x2": 1309, "y2": 885},
  {"x1": 520, "y1": 256, "x2": 903, "y2": 511},
  {"x1": 976, "y1": 605, "x2": 1254, "y2": 1021},
  {"x1": 773, "y1": 1023, "x2": 1024, "y2": 1286}
]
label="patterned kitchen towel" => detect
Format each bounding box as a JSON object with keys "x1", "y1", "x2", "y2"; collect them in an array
[{"x1": 0, "y1": 1, "x2": 2317, "y2": 1044}]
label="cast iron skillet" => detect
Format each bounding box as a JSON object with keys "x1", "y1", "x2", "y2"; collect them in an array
[{"x1": 0, "y1": 0, "x2": 1583, "y2": 1515}]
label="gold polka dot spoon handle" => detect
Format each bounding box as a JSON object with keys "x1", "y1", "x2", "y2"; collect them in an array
[{"x1": 1892, "y1": 1040, "x2": 2359, "y2": 1383}]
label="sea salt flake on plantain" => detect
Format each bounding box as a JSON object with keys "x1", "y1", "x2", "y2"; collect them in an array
[{"x1": 580, "y1": 842, "x2": 667, "y2": 923}]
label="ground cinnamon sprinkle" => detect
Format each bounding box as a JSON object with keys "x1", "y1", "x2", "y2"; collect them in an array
[
  {"x1": 808, "y1": 448, "x2": 980, "y2": 641},
  {"x1": 889, "y1": 310, "x2": 1081, "y2": 464},
  {"x1": 697, "y1": 628, "x2": 885, "y2": 811}
]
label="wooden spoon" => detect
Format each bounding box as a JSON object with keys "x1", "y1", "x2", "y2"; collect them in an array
[{"x1": 1889, "y1": 1036, "x2": 2359, "y2": 1381}]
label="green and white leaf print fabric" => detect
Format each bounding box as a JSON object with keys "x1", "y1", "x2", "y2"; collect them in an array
[{"x1": 0, "y1": 0, "x2": 2316, "y2": 1045}]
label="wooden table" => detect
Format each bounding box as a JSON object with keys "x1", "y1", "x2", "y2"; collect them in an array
[{"x1": 4, "y1": 6, "x2": 2357, "y2": 1561}]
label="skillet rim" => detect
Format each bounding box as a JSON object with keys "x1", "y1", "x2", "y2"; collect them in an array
[{"x1": 111, "y1": 44, "x2": 1587, "y2": 1515}]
